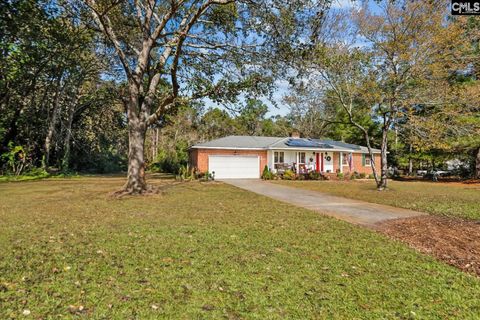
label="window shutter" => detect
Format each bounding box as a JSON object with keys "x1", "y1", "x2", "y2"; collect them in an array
[
  {"x1": 339, "y1": 153, "x2": 341, "y2": 167},
  {"x1": 362, "y1": 154, "x2": 365, "y2": 166}
]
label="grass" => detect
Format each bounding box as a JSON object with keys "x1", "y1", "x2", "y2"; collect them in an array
[
  {"x1": 273, "y1": 179, "x2": 480, "y2": 220},
  {"x1": 0, "y1": 172, "x2": 83, "y2": 183},
  {"x1": 1, "y1": 176, "x2": 480, "y2": 319},
  {"x1": 0, "y1": 173, "x2": 50, "y2": 182}
]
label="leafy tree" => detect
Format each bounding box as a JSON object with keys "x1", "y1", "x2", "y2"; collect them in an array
[
  {"x1": 291, "y1": 0, "x2": 468, "y2": 189},
  {"x1": 199, "y1": 107, "x2": 236, "y2": 140},
  {"x1": 0, "y1": 0, "x2": 124, "y2": 172},
  {"x1": 283, "y1": 92, "x2": 332, "y2": 139},
  {"x1": 263, "y1": 115, "x2": 293, "y2": 137},
  {"x1": 283, "y1": 84, "x2": 380, "y2": 143},
  {"x1": 236, "y1": 99, "x2": 269, "y2": 135},
  {"x1": 80, "y1": 0, "x2": 328, "y2": 194},
  {"x1": 403, "y1": 16, "x2": 480, "y2": 178},
  {"x1": 68, "y1": 83, "x2": 128, "y2": 173}
]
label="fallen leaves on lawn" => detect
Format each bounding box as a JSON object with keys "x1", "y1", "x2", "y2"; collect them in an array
[
  {"x1": 68, "y1": 305, "x2": 86, "y2": 315},
  {"x1": 377, "y1": 215, "x2": 480, "y2": 276}
]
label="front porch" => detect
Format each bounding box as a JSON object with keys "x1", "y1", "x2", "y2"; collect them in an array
[{"x1": 267, "y1": 149, "x2": 352, "y2": 175}]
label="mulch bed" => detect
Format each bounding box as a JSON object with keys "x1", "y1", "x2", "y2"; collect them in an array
[
  {"x1": 394, "y1": 177, "x2": 480, "y2": 185},
  {"x1": 376, "y1": 216, "x2": 480, "y2": 277}
]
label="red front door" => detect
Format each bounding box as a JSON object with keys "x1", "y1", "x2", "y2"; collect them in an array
[{"x1": 315, "y1": 153, "x2": 320, "y2": 172}]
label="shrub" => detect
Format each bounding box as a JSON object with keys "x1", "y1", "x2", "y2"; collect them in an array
[
  {"x1": 368, "y1": 174, "x2": 375, "y2": 179},
  {"x1": 194, "y1": 171, "x2": 214, "y2": 181},
  {"x1": 337, "y1": 172, "x2": 344, "y2": 180},
  {"x1": 176, "y1": 164, "x2": 195, "y2": 181},
  {"x1": 452, "y1": 166, "x2": 471, "y2": 179},
  {"x1": 26, "y1": 167, "x2": 49, "y2": 178},
  {"x1": 206, "y1": 171, "x2": 214, "y2": 181},
  {"x1": 307, "y1": 171, "x2": 323, "y2": 180},
  {"x1": 1, "y1": 142, "x2": 29, "y2": 176},
  {"x1": 358, "y1": 172, "x2": 366, "y2": 179},
  {"x1": 282, "y1": 169, "x2": 295, "y2": 180},
  {"x1": 150, "y1": 148, "x2": 187, "y2": 174},
  {"x1": 262, "y1": 165, "x2": 275, "y2": 180}
]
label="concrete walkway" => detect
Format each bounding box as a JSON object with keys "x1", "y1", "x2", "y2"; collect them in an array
[{"x1": 224, "y1": 179, "x2": 424, "y2": 227}]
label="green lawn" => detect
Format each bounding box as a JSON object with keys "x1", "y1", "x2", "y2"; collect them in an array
[
  {"x1": 1, "y1": 177, "x2": 480, "y2": 319},
  {"x1": 273, "y1": 180, "x2": 480, "y2": 220}
]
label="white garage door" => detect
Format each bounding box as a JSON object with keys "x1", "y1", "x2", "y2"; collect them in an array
[{"x1": 208, "y1": 155, "x2": 260, "y2": 179}]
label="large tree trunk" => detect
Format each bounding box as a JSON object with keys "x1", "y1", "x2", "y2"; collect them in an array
[
  {"x1": 475, "y1": 147, "x2": 480, "y2": 179},
  {"x1": 359, "y1": 127, "x2": 380, "y2": 186},
  {"x1": 123, "y1": 117, "x2": 148, "y2": 194},
  {"x1": 377, "y1": 127, "x2": 389, "y2": 190}
]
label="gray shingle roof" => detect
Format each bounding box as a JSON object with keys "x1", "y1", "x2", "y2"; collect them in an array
[
  {"x1": 191, "y1": 136, "x2": 285, "y2": 149},
  {"x1": 314, "y1": 139, "x2": 381, "y2": 153},
  {"x1": 191, "y1": 135, "x2": 380, "y2": 153},
  {"x1": 269, "y1": 138, "x2": 352, "y2": 151}
]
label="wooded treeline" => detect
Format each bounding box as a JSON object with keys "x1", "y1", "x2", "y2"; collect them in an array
[
  {"x1": 1, "y1": 0, "x2": 479, "y2": 189},
  {"x1": 1, "y1": 0, "x2": 127, "y2": 174}
]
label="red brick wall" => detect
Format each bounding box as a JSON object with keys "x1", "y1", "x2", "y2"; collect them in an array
[
  {"x1": 339, "y1": 152, "x2": 379, "y2": 175},
  {"x1": 333, "y1": 152, "x2": 340, "y2": 172},
  {"x1": 190, "y1": 148, "x2": 268, "y2": 173},
  {"x1": 189, "y1": 148, "x2": 378, "y2": 175}
]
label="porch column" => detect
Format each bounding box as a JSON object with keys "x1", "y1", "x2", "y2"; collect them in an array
[
  {"x1": 339, "y1": 152, "x2": 343, "y2": 173},
  {"x1": 296, "y1": 152, "x2": 299, "y2": 173},
  {"x1": 271, "y1": 151, "x2": 275, "y2": 172}
]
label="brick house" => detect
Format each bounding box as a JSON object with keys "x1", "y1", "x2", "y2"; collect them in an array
[{"x1": 189, "y1": 135, "x2": 380, "y2": 179}]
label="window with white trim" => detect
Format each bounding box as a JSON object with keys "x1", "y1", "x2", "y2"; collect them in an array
[
  {"x1": 274, "y1": 151, "x2": 284, "y2": 164},
  {"x1": 342, "y1": 153, "x2": 348, "y2": 165},
  {"x1": 365, "y1": 154, "x2": 372, "y2": 166},
  {"x1": 298, "y1": 152, "x2": 306, "y2": 164}
]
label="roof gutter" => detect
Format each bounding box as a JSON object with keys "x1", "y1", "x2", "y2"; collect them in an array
[
  {"x1": 189, "y1": 146, "x2": 267, "y2": 150},
  {"x1": 268, "y1": 147, "x2": 355, "y2": 152},
  {"x1": 190, "y1": 145, "x2": 382, "y2": 153}
]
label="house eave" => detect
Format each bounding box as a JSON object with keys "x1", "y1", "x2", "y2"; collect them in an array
[
  {"x1": 352, "y1": 150, "x2": 382, "y2": 154},
  {"x1": 190, "y1": 145, "x2": 382, "y2": 154},
  {"x1": 267, "y1": 147, "x2": 355, "y2": 152},
  {"x1": 190, "y1": 146, "x2": 267, "y2": 151}
]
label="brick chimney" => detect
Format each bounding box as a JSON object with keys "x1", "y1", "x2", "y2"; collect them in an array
[{"x1": 290, "y1": 130, "x2": 301, "y2": 139}]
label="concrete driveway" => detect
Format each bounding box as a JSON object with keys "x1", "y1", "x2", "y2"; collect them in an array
[{"x1": 224, "y1": 179, "x2": 424, "y2": 227}]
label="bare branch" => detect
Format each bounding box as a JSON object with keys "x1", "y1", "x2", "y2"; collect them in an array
[{"x1": 85, "y1": 0, "x2": 133, "y2": 78}]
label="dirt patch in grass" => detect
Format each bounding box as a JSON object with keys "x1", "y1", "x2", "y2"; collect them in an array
[{"x1": 376, "y1": 216, "x2": 480, "y2": 277}]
